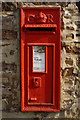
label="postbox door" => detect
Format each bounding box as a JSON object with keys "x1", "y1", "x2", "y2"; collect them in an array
[{"x1": 27, "y1": 44, "x2": 55, "y2": 105}]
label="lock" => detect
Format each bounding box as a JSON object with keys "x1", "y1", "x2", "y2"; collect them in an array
[{"x1": 33, "y1": 77, "x2": 41, "y2": 88}]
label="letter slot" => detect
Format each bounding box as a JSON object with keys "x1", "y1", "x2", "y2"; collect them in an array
[{"x1": 24, "y1": 24, "x2": 57, "y2": 34}]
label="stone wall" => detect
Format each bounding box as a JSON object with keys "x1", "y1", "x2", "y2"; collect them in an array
[{"x1": 2, "y1": 2, "x2": 80, "y2": 119}]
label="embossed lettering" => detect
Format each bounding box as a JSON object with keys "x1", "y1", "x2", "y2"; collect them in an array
[
  {"x1": 27, "y1": 15, "x2": 35, "y2": 23},
  {"x1": 27, "y1": 12, "x2": 54, "y2": 24},
  {"x1": 47, "y1": 14, "x2": 54, "y2": 23}
]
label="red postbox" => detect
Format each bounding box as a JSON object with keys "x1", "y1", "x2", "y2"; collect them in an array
[{"x1": 21, "y1": 7, "x2": 61, "y2": 112}]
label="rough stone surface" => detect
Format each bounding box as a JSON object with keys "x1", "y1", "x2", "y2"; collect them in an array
[{"x1": 2, "y1": 2, "x2": 80, "y2": 119}]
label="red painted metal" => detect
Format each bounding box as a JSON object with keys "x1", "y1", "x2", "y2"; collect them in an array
[{"x1": 21, "y1": 7, "x2": 61, "y2": 112}]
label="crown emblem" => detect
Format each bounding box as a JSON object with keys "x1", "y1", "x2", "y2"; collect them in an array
[{"x1": 36, "y1": 12, "x2": 47, "y2": 23}]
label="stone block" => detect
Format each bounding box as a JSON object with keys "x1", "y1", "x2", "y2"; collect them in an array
[
  {"x1": 2, "y1": 61, "x2": 17, "y2": 73},
  {"x1": 62, "y1": 67, "x2": 74, "y2": 77},
  {"x1": 2, "y1": 30, "x2": 17, "y2": 40},
  {"x1": 63, "y1": 43, "x2": 80, "y2": 54},
  {"x1": 65, "y1": 58, "x2": 73, "y2": 65}
]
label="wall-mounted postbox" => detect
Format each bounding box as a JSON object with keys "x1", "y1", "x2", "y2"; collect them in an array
[{"x1": 21, "y1": 7, "x2": 61, "y2": 112}]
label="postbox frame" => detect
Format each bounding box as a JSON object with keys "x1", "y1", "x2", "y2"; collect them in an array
[{"x1": 21, "y1": 7, "x2": 61, "y2": 112}]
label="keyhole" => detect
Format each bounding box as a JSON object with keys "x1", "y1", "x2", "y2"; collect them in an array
[
  {"x1": 35, "y1": 79, "x2": 37, "y2": 84},
  {"x1": 35, "y1": 78, "x2": 37, "y2": 82}
]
